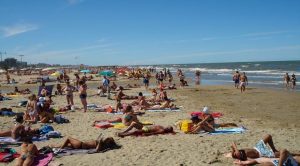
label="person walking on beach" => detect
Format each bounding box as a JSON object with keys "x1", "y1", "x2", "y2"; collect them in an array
[
  {"x1": 195, "y1": 70, "x2": 201, "y2": 85},
  {"x1": 240, "y1": 72, "x2": 248, "y2": 93},
  {"x1": 291, "y1": 74, "x2": 297, "y2": 89},
  {"x1": 79, "y1": 80, "x2": 88, "y2": 112},
  {"x1": 233, "y1": 71, "x2": 240, "y2": 89},
  {"x1": 143, "y1": 73, "x2": 150, "y2": 90},
  {"x1": 284, "y1": 73, "x2": 290, "y2": 89},
  {"x1": 102, "y1": 76, "x2": 111, "y2": 99}
]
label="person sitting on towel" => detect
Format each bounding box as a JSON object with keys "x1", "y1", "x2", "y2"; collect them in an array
[
  {"x1": 117, "y1": 125, "x2": 174, "y2": 137},
  {"x1": 200, "y1": 106, "x2": 237, "y2": 128},
  {"x1": 15, "y1": 138, "x2": 39, "y2": 166},
  {"x1": 187, "y1": 115, "x2": 215, "y2": 133},
  {"x1": 119, "y1": 105, "x2": 144, "y2": 134}
]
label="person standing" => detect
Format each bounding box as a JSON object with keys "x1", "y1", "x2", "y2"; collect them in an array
[
  {"x1": 233, "y1": 71, "x2": 240, "y2": 89},
  {"x1": 239, "y1": 72, "x2": 248, "y2": 93},
  {"x1": 143, "y1": 73, "x2": 150, "y2": 90},
  {"x1": 195, "y1": 70, "x2": 201, "y2": 85},
  {"x1": 291, "y1": 74, "x2": 297, "y2": 89},
  {"x1": 63, "y1": 81, "x2": 76, "y2": 109},
  {"x1": 102, "y1": 76, "x2": 111, "y2": 99},
  {"x1": 79, "y1": 80, "x2": 87, "y2": 112},
  {"x1": 283, "y1": 73, "x2": 290, "y2": 89}
]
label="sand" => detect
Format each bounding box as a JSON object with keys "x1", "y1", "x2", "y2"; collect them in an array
[{"x1": 1, "y1": 74, "x2": 300, "y2": 166}]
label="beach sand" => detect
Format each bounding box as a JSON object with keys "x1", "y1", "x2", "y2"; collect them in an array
[{"x1": 1, "y1": 75, "x2": 300, "y2": 166}]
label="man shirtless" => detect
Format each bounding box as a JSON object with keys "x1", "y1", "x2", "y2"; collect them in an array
[
  {"x1": 233, "y1": 71, "x2": 240, "y2": 89},
  {"x1": 239, "y1": 72, "x2": 248, "y2": 93},
  {"x1": 230, "y1": 134, "x2": 300, "y2": 161},
  {"x1": 117, "y1": 125, "x2": 174, "y2": 137},
  {"x1": 284, "y1": 73, "x2": 291, "y2": 89}
]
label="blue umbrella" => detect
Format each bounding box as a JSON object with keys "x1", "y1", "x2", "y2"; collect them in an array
[
  {"x1": 80, "y1": 69, "x2": 91, "y2": 73},
  {"x1": 99, "y1": 70, "x2": 115, "y2": 77}
]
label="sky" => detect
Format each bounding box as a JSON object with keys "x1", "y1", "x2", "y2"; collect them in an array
[{"x1": 0, "y1": 0, "x2": 300, "y2": 66}]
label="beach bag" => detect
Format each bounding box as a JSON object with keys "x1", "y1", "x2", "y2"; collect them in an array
[
  {"x1": 54, "y1": 115, "x2": 69, "y2": 124},
  {"x1": 179, "y1": 120, "x2": 192, "y2": 132},
  {"x1": 39, "y1": 125, "x2": 54, "y2": 135},
  {"x1": 46, "y1": 131, "x2": 61, "y2": 138}
]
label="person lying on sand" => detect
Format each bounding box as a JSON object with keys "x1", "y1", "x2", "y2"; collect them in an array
[
  {"x1": 117, "y1": 125, "x2": 174, "y2": 137},
  {"x1": 15, "y1": 139, "x2": 39, "y2": 166},
  {"x1": 51, "y1": 135, "x2": 118, "y2": 152},
  {"x1": 0, "y1": 115, "x2": 39, "y2": 141},
  {"x1": 230, "y1": 134, "x2": 300, "y2": 161},
  {"x1": 233, "y1": 149, "x2": 300, "y2": 166},
  {"x1": 125, "y1": 84, "x2": 141, "y2": 88},
  {"x1": 144, "y1": 100, "x2": 177, "y2": 110},
  {"x1": 131, "y1": 92, "x2": 152, "y2": 109},
  {"x1": 200, "y1": 107, "x2": 237, "y2": 128}
]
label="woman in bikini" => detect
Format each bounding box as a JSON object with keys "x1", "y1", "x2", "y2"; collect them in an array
[
  {"x1": 200, "y1": 107, "x2": 237, "y2": 128},
  {"x1": 15, "y1": 139, "x2": 39, "y2": 166},
  {"x1": 79, "y1": 80, "x2": 88, "y2": 112},
  {"x1": 63, "y1": 81, "x2": 75, "y2": 108},
  {"x1": 120, "y1": 105, "x2": 143, "y2": 134},
  {"x1": 51, "y1": 135, "x2": 118, "y2": 152},
  {"x1": 24, "y1": 94, "x2": 38, "y2": 123}
]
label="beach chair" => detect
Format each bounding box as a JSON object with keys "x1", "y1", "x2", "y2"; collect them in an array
[{"x1": 37, "y1": 85, "x2": 54, "y2": 96}]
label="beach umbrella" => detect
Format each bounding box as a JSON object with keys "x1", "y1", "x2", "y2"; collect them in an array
[
  {"x1": 99, "y1": 70, "x2": 115, "y2": 77},
  {"x1": 80, "y1": 69, "x2": 91, "y2": 73}
]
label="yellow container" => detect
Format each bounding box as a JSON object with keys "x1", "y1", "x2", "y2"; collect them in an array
[{"x1": 179, "y1": 120, "x2": 192, "y2": 132}]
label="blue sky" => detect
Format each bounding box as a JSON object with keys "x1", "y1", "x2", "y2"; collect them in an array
[{"x1": 0, "y1": 0, "x2": 300, "y2": 65}]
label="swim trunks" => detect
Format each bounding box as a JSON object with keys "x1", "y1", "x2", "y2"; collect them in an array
[
  {"x1": 254, "y1": 140, "x2": 275, "y2": 158},
  {"x1": 79, "y1": 94, "x2": 87, "y2": 99},
  {"x1": 240, "y1": 81, "x2": 246, "y2": 86},
  {"x1": 272, "y1": 155, "x2": 298, "y2": 166}
]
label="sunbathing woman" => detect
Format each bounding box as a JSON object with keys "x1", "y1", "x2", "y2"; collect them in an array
[
  {"x1": 24, "y1": 94, "x2": 38, "y2": 123},
  {"x1": 131, "y1": 92, "x2": 152, "y2": 109},
  {"x1": 51, "y1": 135, "x2": 118, "y2": 152},
  {"x1": 63, "y1": 81, "x2": 75, "y2": 108},
  {"x1": 144, "y1": 99, "x2": 177, "y2": 110},
  {"x1": 233, "y1": 149, "x2": 300, "y2": 166},
  {"x1": 117, "y1": 125, "x2": 174, "y2": 137},
  {"x1": 200, "y1": 107, "x2": 237, "y2": 128},
  {"x1": 15, "y1": 139, "x2": 39, "y2": 166},
  {"x1": 0, "y1": 115, "x2": 39, "y2": 141},
  {"x1": 79, "y1": 80, "x2": 88, "y2": 112},
  {"x1": 120, "y1": 105, "x2": 144, "y2": 134}
]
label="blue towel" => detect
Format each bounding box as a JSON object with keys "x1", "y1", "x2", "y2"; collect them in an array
[{"x1": 209, "y1": 127, "x2": 246, "y2": 135}]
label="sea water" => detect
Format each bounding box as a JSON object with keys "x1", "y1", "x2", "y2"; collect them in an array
[{"x1": 146, "y1": 60, "x2": 300, "y2": 91}]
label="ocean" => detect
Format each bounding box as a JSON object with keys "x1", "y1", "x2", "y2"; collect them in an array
[{"x1": 147, "y1": 60, "x2": 300, "y2": 91}]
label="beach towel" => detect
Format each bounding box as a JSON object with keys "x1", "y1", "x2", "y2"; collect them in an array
[
  {"x1": 0, "y1": 111, "x2": 16, "y2": 116},
  {"x1": 146, "y1": 109, "x2": 181, "y2": 112},
  {"x1": 54, "y1": 145, "x2": 121, "y2": 157},
  {"x1": 0, "y1": 137, "x2": 48, "y2": 143},
  {"x1": 32, "y1": 153, "x2": 53, "y2": 166},
  {"x1": 54, "y1": 148, "x2": 98, "y2": 157},
  {"x1": 0, "y1": 148, "x2": 19, "y2": 162},
  {"x1": 191, "y1": 112, "x2": 223, "y2": 118},
  {"x1": 95, "y1": 121, "x2": 153, "y2": 129},
  {"x1": 37, "y1": 85, "x2": 54, "y2": 96},
  {"x1": 204, "y1": 127, "x2": 246, "y2": 135}
]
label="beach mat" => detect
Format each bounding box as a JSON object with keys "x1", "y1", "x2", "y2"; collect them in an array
[
  {"x1": 146, "y1": 109, "x2": 181, "y2": 112},
  {"x1": 33, "y1": 153, "x2": 53, "y2": 166},
  {"x1": 0, "y1": 137, "x2": 48, "y2": 144},
  {"x1": 95, "y1": 121, "x2": 153, "y2": 129},
  {"x1": 207, "y1": 127, "x2": 246, "y2": 135},
  {"x1": 0, "y1": 148, "x2": 20, "y2": 162},
  {"x1": 54, "y1": 148, "x2": 97, "y2": 157}
]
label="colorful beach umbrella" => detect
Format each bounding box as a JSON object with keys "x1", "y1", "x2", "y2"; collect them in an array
[{"x1": 99, "y1": 70, "x2": 115, "y2": 77}]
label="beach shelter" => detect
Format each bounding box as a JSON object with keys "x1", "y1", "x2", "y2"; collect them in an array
[{"x1": 99, "y1": 70, "x2": 115, "y2": 77}]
